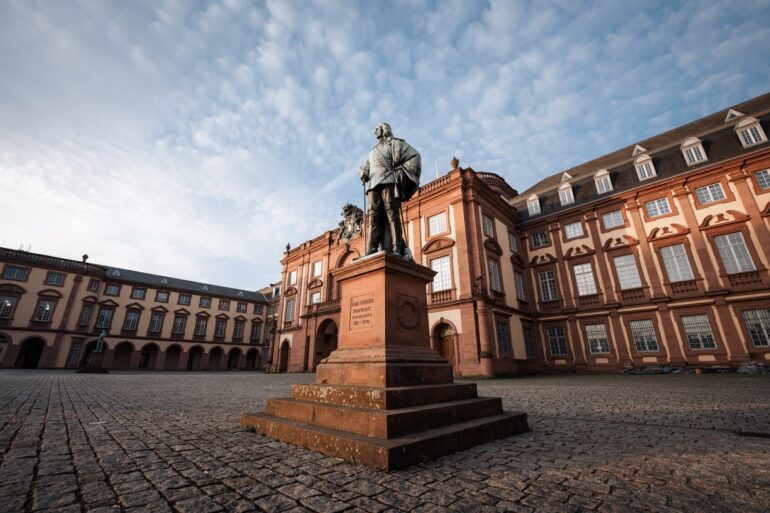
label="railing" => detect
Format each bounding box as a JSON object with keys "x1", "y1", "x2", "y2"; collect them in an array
[
  {"x1": 305, "y1": 299, "x2": 341, "y2": 316},
  {"x1": 578, "y1": 294, "x2": 600, "y2": 307},
  {"x1": 0, "y1": 247, "x2": 100, "y2": 274},
  {"x1": 491, "y1": 290, "x2": 506, "y2": 302},
  {"x1": 430, "y1": 289, "x2": 455, "y2": 305},
  {"x1": 419, "y1": 175, "x2": 451, "y2": 194},
  {"x1": 670, "y1": 280, "x2": 698, "y2": 295},
  {"x1": 728, "y1": 270, "x2": 762, "y2": 287},
  {"x1": 539, "y1": 300, "x2": 561, "y2": 313},
  {"x1": 620, "y1": 288, "x2": 646, "y2": 302}
]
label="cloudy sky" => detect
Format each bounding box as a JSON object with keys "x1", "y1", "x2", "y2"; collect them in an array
[{"x1": 1, "y1": 0, "x2": 769, "y2": 290}]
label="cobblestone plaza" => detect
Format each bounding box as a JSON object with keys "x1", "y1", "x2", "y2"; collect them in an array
[{"x1": 1, "y1": 371, "x2": 768, "y2": 513}]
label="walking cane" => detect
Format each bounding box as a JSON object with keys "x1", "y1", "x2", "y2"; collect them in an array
[{"x1": 362, "y1": 182, "x2": 367, "y2": 253}]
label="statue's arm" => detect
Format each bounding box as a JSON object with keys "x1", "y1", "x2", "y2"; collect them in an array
[{"x1": 359, "y1": 159, "x2": 370, "y2": 183}]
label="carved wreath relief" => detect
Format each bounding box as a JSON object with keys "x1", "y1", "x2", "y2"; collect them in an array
[{"x1": 396, "y1": 294, "x2": 419, "y2": 329}]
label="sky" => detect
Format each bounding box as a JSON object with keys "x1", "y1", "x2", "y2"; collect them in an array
[{"x1": 1, "y1": 0, "x2": 769, "y2": 290}]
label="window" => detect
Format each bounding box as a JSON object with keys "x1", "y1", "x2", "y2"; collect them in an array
[
  {"x1": 602, "y1": 210, "x2": 624, "y2": 230},
  {"x1": 34, "y1": 299, "x2": 56, "y2": 322},
  {"x1": 635, "y1": 157, "x2": 656, "y2": 181},
  {"x1": 312, "y1": 260, "x2": 322, "y2": 277},
  {"x1": 155, "y1": 290, "x2": 169, "y2": 303},
  {"x1": 194, "y1": 317, "x2": 208, "y2": 337},
  {"x1": 563, "y1": 221, "x2": 584, "y2": 239},
  {"x1": 482, "y1": 214, "x2": 494, "y2": 237},
  {"x1": 95, "y1": 307, "x2": 115, "y2": 329},
  {"x1": 736, "y1": 117, "x2": 767, "y2": 148},
  {"x1": 613, "y1": 255, "x2": 643, "y2": 290},
  {"x1": 104, "y1": 283, "x2": 121, "y2": 296},
  {"x1": 254, "y1": 304, "x2": 264, "y2": 315},
  {"x1": 284, "y1": 298, "x2": 295, "y2": 322},
  {"x1": 430, "y1": 256, "x2": 452, "y2": 292},
  {"x1": 310, "y1": 292, "x2": 321, "y2": 304},
  {"x1": 171, "y1": 314, "x2": 187, "y2": 335},
  {"x1": 147, "y1": 311, "x2": 164, "y2": 333},
  {"x1": 742, "y1": 309, "x2": 770, "y2": 347},
  {"x1": 0, "y1": 296, "x2": 18, "y2": 319},
  {"x1": 538, "y1": 271, "x2": 558, "y2": 301},
  {"x1": 66, "y1": 341, "x2": 81, "y2": 366},
  {"x1": 681, "y1": 138, "x2": 707, "y2": 166},
  {"x1": 45, "y1": 272, "x2": 65, "y2": 286},
  {"x1": 695, "y1": 183, "x2": 726, "y2": 205},
  {"x1": 3, "y1": 265, "x2": 29, "y2": 281},
  {"x1": 645, "y1": 198, "x2": 671, "y2": 218},
  {"x1": 428, "y1": 213, "x2": 447, "y2": 236},
  {"x1": 714, "y1": 233, "x2": 755, "y2": 274},
  {"x1": 756, "y1": 169, "x2": 770, "y2": 190},
  {"x1": 288, "y1": 270, "x2": 297, "y2": 286},
  {"x1": 558, "y1": 184, "x2": 574, "y2": 206},
  {"x1": 532, "y1": 231, "x2": 549, "y2": 248},
  {"x1": 488, "y1": 259, "x2": 501, "y2": 293},
  {"x1": 219, "y1": 299, "x2": 230, "y2": 311},
  {"x1": 546, "y1": 327, "x2": 568, "y2": 356},
  {"x1": 200, "y1": 297, "x2": 211, "y2": 308},
  {"x1": 595, "y1": 169, "x2": 612, "y2": 193},
  {"x1": 514, "y1": 272, "x2": 527, "y2": 301},
  {"x1": 237, "y1": 302, "x2": 247, "y2": 313},
  {"x1": 77, "y1": 304, "x2": 93, "y2": 327},
  {"x1": 508, "y1": 232, "x2": 519, "y2": 253},
  {"x1": 179, "y1": 294, "x2": 191, "y2": 306},
  {"x1": 523, "y1": 327, "x2": 536, "y2": 358},
  {"x1": 585, "y1": 324, "x2": 610, "y2": 354},
  {"x1": 527, "y1": 195, "x2": 541, "y2": 216},
  {"x1": 131, "y1": 288, "x2": 146, "y2": 300},
  {"x1": 629, "y1": 319, "x2": 659, "y2": 352},
  {"x1": 495, "y1": 320, "x2": 512, "y2": 356},
  {"x1": 572, "y1": 263, "x2": 597, "y2": 296},
  {"x1": 87, "y1": 278, "x2": 101, "y2": 292},
  {"x1": 123, "y1": 310, "x2": 140, "y2": 332},
  {"x1": 214, "y1": 319, "x2": 227, "y2": 338},
  {"x1": 250, "y1": 322, "x2": 261, "y2": 341},
  {"x1": 233, "y1": 320, "x2": 245, "y2": 340},
  {"x1": 681, "y1": 314, "x2": 716, "y2": 350},
  {"x1": 660, "y1": 244, "x2": 694, "y2": 283}
]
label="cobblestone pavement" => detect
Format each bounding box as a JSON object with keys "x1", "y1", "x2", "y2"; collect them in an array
[{"x1": 1, "y1": 372, "x2": 769, "y2": 513}]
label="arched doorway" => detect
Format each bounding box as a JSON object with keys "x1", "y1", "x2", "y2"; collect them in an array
[
  {"x1": 164, "y1": 345, "x2": 182, "y2": 370},
  {"x1": 112, "y1": 342, "x2": 134, "y2": 369},
  {"x1": 227, "y1": 348, "x2": 242, "y2": 370},
  {"x1": 278, "y1": 340, "x2": 290, "y2": 373},
  {"x1": 314, "y1": 319, "x2": 338, "y2": 368},
  {"x1": 186, "y1": 346, "x2": 203, "y2": 370},
  {"x1": 208, "y1": 347, "x2": 223, "y2": 371},
  {"x1": 433, "y1": 323, "x2": 457, "y2": 374},
  {"x1": 245, "y1": 349, "x2": 258, "y2": 370},
  {"x1": 138, "y1": 344, "x2": 159, "y2": 370},
  {"x1": 15, "y1": 338, "x2": 45, "y2": 369}
]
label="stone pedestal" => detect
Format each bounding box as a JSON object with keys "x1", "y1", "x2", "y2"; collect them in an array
[
  {"x1": 77, "y1": 351, "x2": 109, "y2": 374},
  {"x1": 241, "y1": 253, "x2": 527, "y2": 470}
]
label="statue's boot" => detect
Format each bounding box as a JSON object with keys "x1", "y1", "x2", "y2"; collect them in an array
[
  {"x1": 367, "y1": 210, "x2": 381, "y2": 255},
  {"x1": 386, "y1": 206, "x2": 404, "y2": 256}
]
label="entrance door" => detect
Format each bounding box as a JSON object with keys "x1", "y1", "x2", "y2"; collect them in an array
[{"x1": 278, "y1": 341, "x2": 290, "y2": 373}]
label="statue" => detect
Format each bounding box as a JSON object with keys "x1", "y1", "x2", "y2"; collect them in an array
[
  {"x1": 359, "y1": 122, "x2": 421, "y2": 256},
  {"x1": 337, "y1": 203, "x2": 364, "y2": 244},
  {"x1": 95, "y1": 330, "x2": 106, "y2": 353}
]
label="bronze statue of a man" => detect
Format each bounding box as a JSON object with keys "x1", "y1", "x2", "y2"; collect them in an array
[{"x1": 359, "y1": 123, "x2": 421, "y2": 256}]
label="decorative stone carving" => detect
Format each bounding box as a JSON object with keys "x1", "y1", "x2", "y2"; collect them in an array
[
  {"x1": 564, "y1": 245, "x2": 596, "y2": 260},
  {"x1": 647, "y1": 223, "x2": 690, "y2": 241},
  {"x1": 396, "y1": 294, "x2": 419, "y2": 329},
  {"x1": 602, "y1": 235, "x2": 640, "y2": 251},
  {"x1": 422, "y1": 237, "x2": 455, "y2": 254},
  {"x1": 699, "y1": 210, "x2": 750, "y2": 230},
  {"x1": 530, "y1": 253, "x2": 558, "y2": 266},
  {"x1": 337, "y1": 203, "x2": 364, "y2": 244}
]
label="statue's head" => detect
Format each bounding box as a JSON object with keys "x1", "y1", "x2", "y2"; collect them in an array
[{"x1": 374, "y1": 122, "x2": 392, "y2": 140}]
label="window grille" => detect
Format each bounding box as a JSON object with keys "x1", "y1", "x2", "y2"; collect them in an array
[
  {"x1": 681, "y1": 315, "x2": 716, "y2": 350},
  {"x1": 629, "y1": 319, "x2": 659, "y2": 352}
]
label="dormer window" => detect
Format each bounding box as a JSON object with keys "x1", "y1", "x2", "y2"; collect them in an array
[
  {"x1": 681, "y1": 137, "x2": 707, "y2": 166},
  {"x1": 558, "y1": 182, "x2": 574, "y2": 206},
  {"x1": 634, "y1": 155, "x2": 656, "y2": 181},
  {"x1": 735, "y1": 117, "x2": 767, "y2": 148},
  {"x1": 527, "y1": 194, "x2": 541, "y2": 216},
  {"x1": 594, "y1": 169, "x2": 612, "y2": 194}
]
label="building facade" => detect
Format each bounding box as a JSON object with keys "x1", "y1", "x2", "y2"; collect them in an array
[
  {"x1": 269, "y1": 93, "x2": 770, "y2": 376},
  {"x1": 0, "y1": 249, "x2": 271, "y2": 370}
]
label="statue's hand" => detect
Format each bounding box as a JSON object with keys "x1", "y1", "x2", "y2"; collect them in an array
[{"x1": 360, "y1": 170, "x2": 369, "y2": 183}]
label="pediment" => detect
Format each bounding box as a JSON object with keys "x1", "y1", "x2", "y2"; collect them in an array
[
  {"x1": 648, "y1": 223, "x2": 690, "y2": 241},
  {"x1": 126, "y1": 302, "x2": 145, "y2": 311},
  {"x1": 511, "y1": 253, "x2": 526, "y2": 268},
  {"x1": 234, "y1": 315, "x2": 247, "y2": 321},
  {"x1": 216, "y1": 313, "x2": 230, "y2": 320},
  {"x1": 0, "y1": 284, "x2": 26, "y2": 294},
  {"x1": 174, "y1": 308, "x2": 190, "y2": 315},
  {"x1": 99, "y1": 299, "x2": 120, "y2": 307},
  {"x1": 307, "y1": 278, "x2": 323, "y2": 289},
  {"x1": 251, "y1": 317, "x2": 263, "y2": 323},
  {"x1": 38, "y1": 288, "x2": 64, "y2": 298},
  {"x1": 699, "y1": 210, "x2": 749, "y2": 230},
  {"x1": 632, "y1": 144, "x2": 647, "y2": 156},
  {"x1": 196, "y1": 311, "x2": 211, "y2": 318},
  {"x1": 284, "y1": 286, "x2": 298, "y2": 297},
  {"x1": 81, "y1": 295, "x2": 98, "y2": 303},
  {"x1": 530, "y1": 253, "x2": 558, "y2": 267},
  {"x1": 602, "y1": 235, "x2": 640, "y2": 251},
  {"x1": 483, "y1": 238, "x2": 503, "y2": 256},
  {"x1": 150, "y1": 305, "x2": 168, "y2": 312},
  {"x1": 422, "y1": 237, "x2": 455, "y2": 254},
  {"x1": 564, "y1": 245, "x2": 596, "y2": 260},
  {"x1": 725, "y1": 109, "x2": 744, "y2": 122}
]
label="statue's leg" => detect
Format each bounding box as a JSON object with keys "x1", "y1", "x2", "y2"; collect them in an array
[
  {"x1": 382, "y1": 186, "x2": 403, "y2": 255},
  {"x1": 367, "y1": 189, "x2": 382, "y2": 255}
]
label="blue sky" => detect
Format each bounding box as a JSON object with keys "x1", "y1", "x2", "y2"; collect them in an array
[{"x1": 1, "y1": 0, "x2": 769, "y2": 290}]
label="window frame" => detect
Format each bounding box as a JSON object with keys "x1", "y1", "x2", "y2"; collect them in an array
[
  {"x1": 634, "y1": 155, "x2": 657, "y2": 181},
  {"x1": 681, "y1": 137, "x2": 708, "y2": 167},
  {"x1": 545, "y1": 326, "x2": 569, "y2": 357},
  {"x1": 495, "y1": 318, "x2": 513, "y2": 357},
  {"x1": 712, "y1": 231, "x2": 756, "y2": 275},
  {"x1": 571, "y1": 262, "x2": 598, "y2": 297},
  {"x1": 487, "y1": 257, "x2": 503, "y2": 294},
  {"x1": 735, "y1": 117, "x2": 767, "y2": 148},
  {"x1": 658, "y1": 243, "x2": 696, "y2": 284},
  {"x1": 612, "y1": 253, "x2": 644, "y2": 291},
  {"x1": 130, "y1": 287, "x2": 146, "y2": 300},
  {"x1": 104, "y1": 283, "x2": 121, "y2": 297},
  {"x1": 594, "y1": 169, "x2": 613, "y2": 194},
  {"x1": 155, "y1": 290, "x2": 170, "y2": 303},
  {"x1": 678, "y1": 313, "x2": 718, "y2": 351},
  {"x1": 531, "y1": 230, "x2": 550, "y2": 249},
  {"x1": 95, "y1": 305, "x2": 116, "y2": 330},
  {"x1": 430, "y1": 255, "x2": 453, "y2": 293},
  {"x1": 527, "y1": 196, "x2": 541, "y2": 216},
  {"x1": 482, "y1": 213, "x2": 496, "y2": 238},
  {"x1": 628, "y1": 318, "x2": 661, "y2": 353},
  {"x1": 2, "y1": 265, "x2": 30, "y2": 282},
  {"x1": 199, "y1": 297, "x2": 212, "y2": 308},
  {"x1": 584, "y1": 323, "x2": 611, "y2": 355},
  {"x1": 178, "y1": 293, "x2": 192, "y2": 306},
  {"x1": 86, "y1": 278, "x2": 101, "y2": 292},
  {"x1": 558, "y1": 183, "x2": 574, "y2": 206},
  {"x1": 427, "y1": 211, "x2": 449, "y2": 238},
  {"x1": 122, "y1": 309, "x2": 142, "y2": 334},
  {"x1": 597, "y1": 206, "x2": 628, "y2": 233},
  {"x1": 32, "y1": 297, "x2": 58, "y2": 324},
  {"x1": 0, "y1": 294, "x2": 20, "y2": 321},
  {"x1": 537, "y1": 269, "x2": 559, "y2": 302},
  {"x1": 147, "y1": 310, "x2": 165, "y2": 334},
  {"x1": 44, "y1": 271, "x2": 65, "y2": 287},
  {"x1": 562, "y1": 220, "x2": 585, "y2": 241},
  {"x1": 740, "y1": 308, "x2": 770, "y2": 348},
  {"x1": 219, "y1": 299, "x2": 230, "y2": 311}
]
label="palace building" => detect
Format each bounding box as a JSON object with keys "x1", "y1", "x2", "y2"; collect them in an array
[
  {"x1": 0, "y1": 249, "x2": 271, "y2": 370},
  {"x1": 267, "y1": 92, "x2": 770, "y2": 376}
]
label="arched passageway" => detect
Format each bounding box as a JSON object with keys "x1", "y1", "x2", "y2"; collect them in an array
[
  {"x1": 15, "y1": 338, "x2": 45, "y2": 369},
  {"x1": 278, "y1": 340, "x2": 290, "y2": 373},
  {"x1": 112, "y1": 342, "x2": 134, "y2": 369},
  {"x1": 227, "y1": 348, "x2": 242, "y2": 370},
  {"x1": 186, "y1": 346, "x2": 203, "y2": 370},
  {"x1": 138, "y1": 344, "x2": 159, "y2": 370},
  {"x1": 245, "y1": 349, "x2": 258, "y2": 370},
  {"x1": 164, "y1": 345, "x2": 182, "y2": 370},
  {"x1": 208, "y1": 347, "x2": 223, "y2": 371},
  {"x1": 314, "y1": 319, "x2": 338, "y2": 368}
]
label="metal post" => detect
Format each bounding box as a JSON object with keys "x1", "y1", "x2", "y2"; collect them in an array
[{"x1": 363, "y1": 183, "x2": 368, "y2": 253}]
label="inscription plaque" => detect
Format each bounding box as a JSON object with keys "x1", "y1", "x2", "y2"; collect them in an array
[{"x1": 350, "y1": 293, "x2": 374, "y2": 331}]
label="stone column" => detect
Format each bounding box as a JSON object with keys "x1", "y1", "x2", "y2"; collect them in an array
[{"x1": 476, "y1": 299, "x2": 495, "y2": 377}]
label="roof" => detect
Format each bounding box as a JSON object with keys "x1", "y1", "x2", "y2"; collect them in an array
[{"x1": 514, "y1": 92, "x2": 770, "y2": 201}]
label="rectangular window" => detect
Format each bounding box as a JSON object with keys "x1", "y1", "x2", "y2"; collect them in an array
[
  {"x1": 559, "y1": 187, "x2": 574, "y2": 206},
  {"x1": 250, "y1": 322, "x2": 261, "y2": 341},
  {"x1": 629, "y1": 319, "x2": 659, "y2": 352},
  {"x1": 288, "y1": 270, "x2": 297, "y2": 285},
  {"x1": 660, "y1": 244, "x2": 695, "y2": 283},
  {"x1": 430, "y1": 256, "x2": 452, "y2": 292},
  {"x1": 585, "y1": 324, "x2": 610, "y2": 354},
  {"x1": 523, "y1": 327, "x2": 536, "y2": 358},
  {"x1": 602, "y1": 210, "x2": 624, "y2": 229},
  {"x1": 714, "y1": 233, "x2": 755, "y2": 274},
  {"x1": 104, "y1": 283, "x2": 121, "y2": 296},
  {"x1": 636, "y1": 161, "x2": 655, "y2": 180},
  {"x1": 194, "y1": 317, "x2": 208, "y2": 337},
  {"x1": 645, "y1": 198, "x2": 671, "y2": 218},
  {"x1": 155, "y1": 290, "x2": 170, "y2": 303},
  {"x1": 527, "y1": 200, "x2": 541, "y2": 216},
  {"x1": 285, "y1": 298, "x2": 295, "y2": 322},
  {"x1": 66, "y1": 341, "x2": 81, "y2": 365},
  {"x1": 254, "y1": 304, "x2": 264, "y2": 315},
  {"x1": 2, "y1": 265, "x2": 29, "y2": 281},
  {"x1": 122, "y1": 310, "x2": 140, "y2": 332},
  {"x1": 77, "y1": 304, "x2": 93, "y2": 327},
  {"x1": 482, "y1": 214, "x2": 494, "y2": 237},
  {"x1": 681, "y1": 314, "x2": 716, "y2": 350},
  {"x1": 685, "y1": 145, "x2": 705, "y2": 165},
  {"x1": 514, "y1": 271, "x2": 527, "y2": 300},
  {"x1": 563, "y1": 221, "x2": 584, "y2": 239},
  {"x1": 0, "y1": 296, "x2": 18, "y2": 319},
  {"x1": 131, "y1": 287, "x2": 146, "y2": 300},
  {"x1": 45, "y1": 272, "x2": 65, "y2": 286},
  {"x1": 742, "y1": 309, "x2": 770, "y2": 347},
  {"x1": 95, "y1": 307, "x2": 114, "y2": 329},
  {"x1": 488, "y1": 259, "x2": 501, "y2": 293},
  {"x1": 532, "y1": 231, "x2": 549, "y2": 248},
  {"x1": 572, "y1": 263, "x2": 597, "y2": 296},
  {"x1": 172, "y1": 314, "x2": 187, "y2": 335},
  {"x1": 755, "y1": 169, "x2": 770, "y2": 190},
  {"x1": 613, "y1": 255, "x2": 643, "y2": 290},
  {"x1": 148, "y1": 311, "x2": 164, "y2": 333},
  {"x1": 312, "y1": 260, "x2": 322, "y2": 277},
  {"x1": 508, "y1": 232, "x2": 519, "y2": 253},
  {"x1": 87, "y1": 278, "x2": 101, "y2": 292},
  {"x1": 695, "y1": 183, "x2": 726, "y2": 205},
  {"x1": 546, "y1": 327, "x2": 568, "y2": 356},
  {"x1": 219, "y1": 299, "x2": 230, "y2": 311},
  {"x1": 179, "y1": 294, "x2": 191, "y2": 306},
  {"x1": 740, "y1": 126, "x2": 763, "y2": 146},
  {"x1": 215, "y1": 319, "x2": 227, "y2": 338},
  {"x1": 538, "y1": 270, "x2": 558, "y2": 301},
  {"x1": 233, "y1": 320, "x2": 245, "y2": 340},
  {"x1": 428, "y1": 213, "x2": 448, "y2": 236},
  {"x1": 310, "y1": 292, "x2": 321, "y2": 304},
  {"x1": 495, "y1": 320, "x2": 512, "y2": 356},
  {"x1": 596, "y1": 175, "x2": 612, "y2": 193},
  {"x1": 200, "y1": 297, "x2": 211, "y2": 308},
  {"x1": 34, "y1": 299, "x2": 56, "y2": 322},
  {"x1": 237, "y1": 302, "x2": 247, "y2": 313}
]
